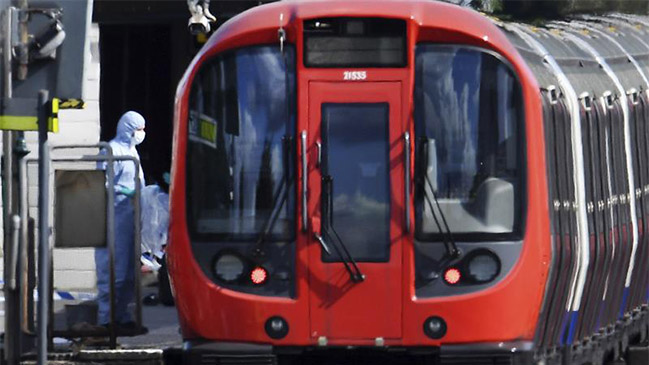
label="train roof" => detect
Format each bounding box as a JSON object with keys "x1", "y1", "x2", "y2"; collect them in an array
[
  {"x1": 497, "y1": 14, "x2": 649, "y2": 99},
  {"x1": 199, "y1": 0, "x2": 520, "y2": 66},
  {"x1": 194, "y1": 0, "x2": 649, "y2": 101}
]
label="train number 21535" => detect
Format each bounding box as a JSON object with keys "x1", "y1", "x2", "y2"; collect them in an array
[{"x1": 343, "y1": 71, "x2": 367, "y2": 80}]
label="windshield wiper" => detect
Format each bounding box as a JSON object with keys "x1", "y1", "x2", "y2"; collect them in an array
[
  {"x1": 417, "y1": 138, "x2": 460, "y2": 259},
  {"x1": 320, "y1": 175, "x2": 365, "y2": 283},
  {"x1": 423, "y1": 175, "x2": 460, "y2": 258},
  {"x1": 253, "y1": 136, "x2": 293, "y2": 256}
]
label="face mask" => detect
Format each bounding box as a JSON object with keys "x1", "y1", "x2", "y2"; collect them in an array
[{"x1": 134, "y1": 130, "x2": 146, "y2": 145}]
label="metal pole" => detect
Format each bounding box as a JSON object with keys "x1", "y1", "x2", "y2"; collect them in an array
[
  {"x1": 36, "y1": 89, "x2": 50, "y2": 365},
  {"x1": 2, "y1": 5, "x2": 13, "y2": 265},
  {"x1": 17, "y1": 0, "x2": 28, "y2": 81},
  {"x1": 3, "y1": 6, "x2": 20, "y2": 365},
  {"x1": 133, "y1": 163, "x2": 142, "y2": 331},
  {"x1": 106, "y1": 150, "x2": 117, "y2": 348},
  {"x1": 19, "y1": 157, "x2": 32, "y2": 335},
  {"x1": 3, "y1": 7, "x2": 13, "y2": 96}
]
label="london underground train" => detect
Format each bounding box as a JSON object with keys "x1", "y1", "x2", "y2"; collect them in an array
[{"x1": 167, "y1": 1, "x2": 649, "y2": 364}]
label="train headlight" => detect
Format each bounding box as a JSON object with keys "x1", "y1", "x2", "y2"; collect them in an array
[
  {"x1": 467, "y1": 251, "x2": 500, "y2": 283},
  {"x1": 265, "y1": 316, "x2": 289, "y2": 339},
  {"x1": 423, "y1": 316, "x2": 447, "y2": 339},
  {"x1": 213, "y1": 253, "x2": 245, "y2": 283}
]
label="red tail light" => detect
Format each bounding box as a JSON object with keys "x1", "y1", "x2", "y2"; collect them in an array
[
  {"x1": 250, "y1": 267, "x2": 268, "y2": 285},
  {"x1": 443, "y1": 268, "x2": 461, "y2": 285}
]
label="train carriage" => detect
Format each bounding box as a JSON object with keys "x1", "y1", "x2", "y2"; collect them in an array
[{"x1": 167, "y1": 1, "x2": 649, "y2": 364}]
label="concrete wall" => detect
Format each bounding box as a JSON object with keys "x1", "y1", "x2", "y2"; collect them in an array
[
  {"x1": 19, "y1": 24, "x2": 102, "y2": 292},
  {"x1": 53, "y1": 23, "x2": 101, "y2": 291}
]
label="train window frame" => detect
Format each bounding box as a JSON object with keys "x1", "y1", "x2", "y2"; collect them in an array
[
  {"x1": 185, "y1": 44, "x2": 298, "y2": 243},
  {"x1": 413, "y1": 43, "x2": 527, "y2": 242}
]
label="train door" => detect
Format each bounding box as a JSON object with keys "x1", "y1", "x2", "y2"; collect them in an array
[{"x1": 307, "y1": 81, "x2": 404, "y2": 341}]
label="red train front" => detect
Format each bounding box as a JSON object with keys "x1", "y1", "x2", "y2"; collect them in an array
[{"x1": 167, "y1": 1, "x2": 649, "y2": 364}]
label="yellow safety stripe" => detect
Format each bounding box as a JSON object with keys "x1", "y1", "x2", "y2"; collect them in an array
[
  {"x1": 58, "y1": 98, "x2": 85, "y2": 109},
  {"x1": 0, "y1": 115, "x2": 38, "y2": 130},
  {"x1": 1, "y1": 98, "x2": 67, "y2": 132},
  {"x1": 50, "y1": 98, "x2": 59, "y2": 133},
  {"x1": 49, "y1": 117, "x2": 59, "y2": 133},
  {"x1": 0, "y1": 115, "x2": 58, "y2": 132}
]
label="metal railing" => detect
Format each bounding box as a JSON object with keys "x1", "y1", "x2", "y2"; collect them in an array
[{"x1": 16, "y1": 142, "x2": 144, "y2": 350}]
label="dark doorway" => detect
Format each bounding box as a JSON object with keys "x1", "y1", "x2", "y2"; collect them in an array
[
  {"x1": 96, "y1": 1, "x2": 268, "y2": 185},
  {"x1": 99, "y1": 24, "x2": 175, "y2": 185}
]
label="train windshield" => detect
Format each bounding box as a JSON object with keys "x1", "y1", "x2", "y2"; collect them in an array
[
  {"x1": 414, "y1": 45, "x2": 524, "y2": 240},
  {"x1": 186, "y1": 46, "x2": 296, "y2": 241}
]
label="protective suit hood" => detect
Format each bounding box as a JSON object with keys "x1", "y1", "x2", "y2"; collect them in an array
[{"x1": 114, "y1": 111, "x2": 145, "y2": 146}]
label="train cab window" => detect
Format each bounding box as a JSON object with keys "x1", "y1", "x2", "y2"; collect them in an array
[
  {"x1": 186, "y1": 46, "x2": 296, "y2": 241},
  {"x1": 414, "y1": 45, "x2": 524, "y2": 240}
]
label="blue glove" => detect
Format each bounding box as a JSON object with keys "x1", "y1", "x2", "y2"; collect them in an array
[{"x1": 117, "y1": 186, "x2": 136, "y2": 197}]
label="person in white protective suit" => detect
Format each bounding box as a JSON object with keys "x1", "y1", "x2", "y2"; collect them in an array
[
  {"x1": 96, "y1": 111, "x2": 146, "y2": 331},
  {"x1": 141, "y1": 172, "x2": 174, "y2": 306},
  {"x1": 141, "y1": 177, "x2": 169, "y2": 261}
]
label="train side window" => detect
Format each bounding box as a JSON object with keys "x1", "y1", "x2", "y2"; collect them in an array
[
  {"x1": 542, "y1": 91, "x2": 560, "y2": 235},
  {"x1": 639, "y1": 93, "x2": 649, "y2": 202},
  {"x1": 628, "y1": 95, "x2": 644, "y2": 218},
  {"x1": 614, "y1": 103, "x2": 629, "y2": 205},
  {"x1": 186, "y1": 46, "x2": 297, "y2": 242},
  {"x1": 610, "y1": 101, "x2": 629, "y2": 228},
  {"x1": 594, "y1": 99, "x2": 612, "y2": 234},
  {"x1": 553, "y1": 97, "x2": 579, "y2": 327},
  {"x1": 555, "y1": 98, "x2": 570, "y2": 232},
  {"x1": 579, "y1": 97, "x2": 595, "y2": 234},
  {"x1": 536, "y1": 90, "x2": 562, "y2": 346},
  {"x1": 604, "y1": 99, "x2": 622, "y2": 230},
  {"x1": 590, "y1": 102, "x2": 604, "y2": 231},
  {"x1": 413, "y1": 44, "x2": 524, "y2": 240}
]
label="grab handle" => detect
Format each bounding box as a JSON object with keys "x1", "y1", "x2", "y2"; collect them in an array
[
  {"x1": 301, "y1": 131, "x2": 308, "y2": 232},
  {"x1": 404, "y1": 132, "x2": 411, "y2": 233},
  {"x1": 8, "y1": 215, "x2": 20, "y2": 290}
]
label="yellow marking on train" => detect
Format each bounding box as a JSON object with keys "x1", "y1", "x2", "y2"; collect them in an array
[{"x1": 199, "y1": 118, "x2": 217, "y2": 143}]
